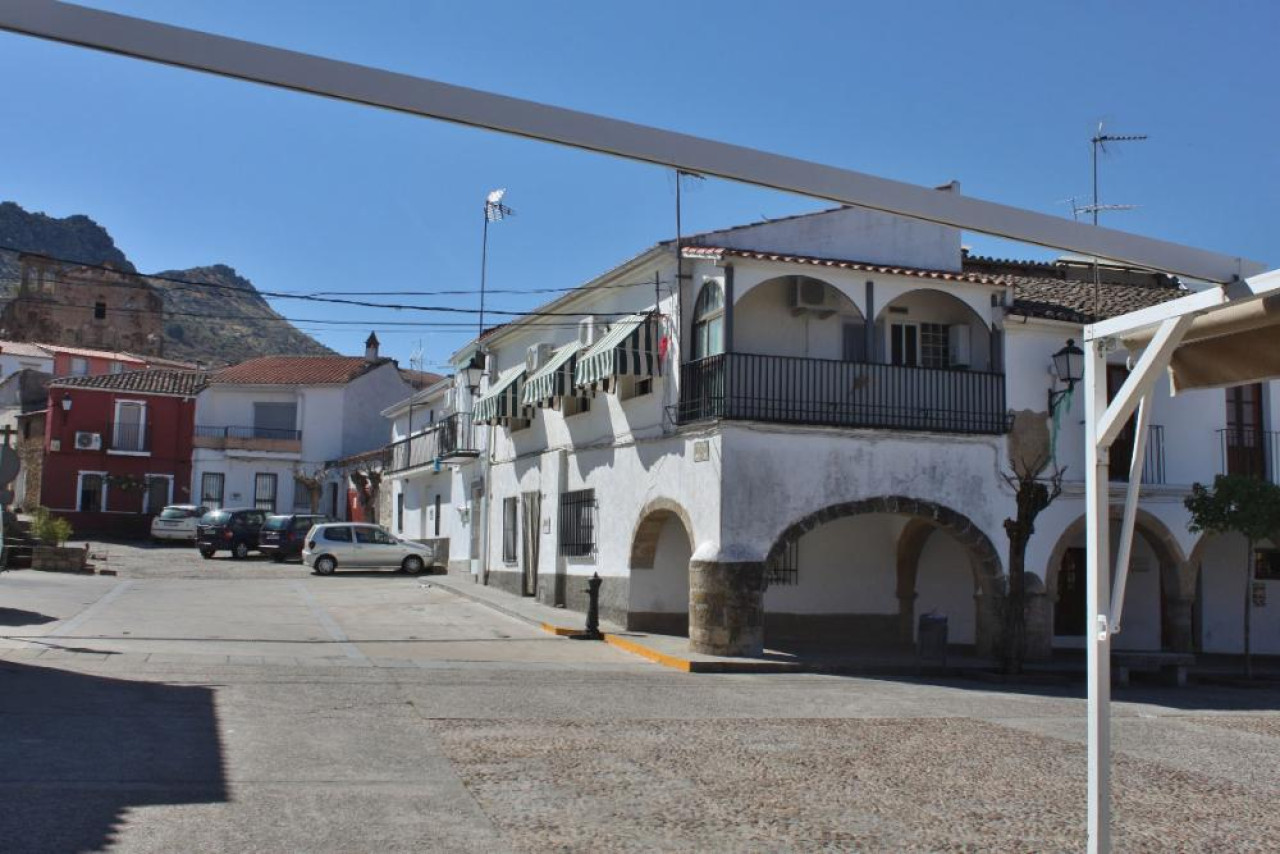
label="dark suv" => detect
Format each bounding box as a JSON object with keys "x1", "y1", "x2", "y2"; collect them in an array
[
  {"x1": 259, "y1": 514, "x2": 330, "y2": 562},
  {"x1": 196, "y1": 508, "x2": 268, "y2": 559}
]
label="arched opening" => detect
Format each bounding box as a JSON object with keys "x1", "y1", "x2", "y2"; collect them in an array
[
  {"x1": 733, "y1": 276, "x2": 863, "y2": 361},
  {"x1": 1046, "y1": 511, "x2": 1188, "y2": 652},
  {"x1": 874, "y1": 288, "x2": 993, "y2": 371},
  {"x1": 627, "y1": 501, "x2": 695, "y2": 635},
  {"x1": 763, "y1": 496, "x2": 1004, "y2": 658},
  {"x1": 691, "y1": 279, "x2": 725, "y2": 360},
  {"x1": 1189, "y1": 531, "x2": 1280, "y2": 655}
]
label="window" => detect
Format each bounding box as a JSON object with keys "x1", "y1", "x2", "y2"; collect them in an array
[
  {"x1": 70, "y1": 357, "x2": 89, "y2": 376},
  {"x1": 558, "y1": 489, "x2": 596, "y2": 558},
  {"x1": 112, "y1": 400, "x2": 146, "y2": 452},
  {"x1": 292, "y1": 481, "x2": 313, "y2": 511},
  {"x1": 620, "y1": 376, "x2": 653, "y2": 401},
  {"x1": 144, "y1": 475, "x2": 171, "y2": 514},
  {"x1": 201, "y1": 472, "x2": 225, "y2": 509},
  {"x1": 1256, "y1": 549, "x2": 1280, "y2": 581},
  {"x1": 94, "y1": 301, "x2": 107, "y2": 320},
  {"x1": 766, "y1": 538, "x2": 800, "y2": 586},
  {"x1": 254, "y1": 472, "x2": 278, "y2": 512},
  {"x1": 920, "y1": 323, "x2": 951, "y2": 369},
  {"x1": 692, "y1": 280, "x2": 725, "y2": 360},
  {"x1": 434, "y1": 494, "x2": 441, "y2": 537},
  {"x1": 562, "y1": 395, "x2": 591, "y2": 417},
  {"x1": 396, "y1": 492, "x2": 405, "y2": 533},
  {"x1": 78, "y1": 472, "x2": 106, "y2": 512},
  {"x1": 502, "y1": 497, "x2": 518, "y2": 563},
  {"x1": 890, "y1": 323, "x2": 918, "y2": 367},
  {"x1": 108, "y1": 361, "x2": 124, "y2": 375},
  {"x1": 1225, "y1": 384, "x2": 1267, "y2": 478},
  {"x1": 252, "y1": 401, "x2": 298, "y2": 439},
  {"x1": 324, "y1": 526, "x2": 352, "y2": 542},
  {"x1": 842, "y1": 322, "x2": 867, "y2": 363}
]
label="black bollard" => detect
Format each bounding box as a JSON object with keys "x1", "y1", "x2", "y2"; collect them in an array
[{"x1": 572, "y1": 572, "x2": 604, "y2": 640}]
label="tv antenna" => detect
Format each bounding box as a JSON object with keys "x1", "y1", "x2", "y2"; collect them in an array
[
  {"x1": 1086, "y1": 122, "x2": 1147, "y2": 226},
  {"x1": 409, "y1": 339, "x2": 425, "y2": 373}
]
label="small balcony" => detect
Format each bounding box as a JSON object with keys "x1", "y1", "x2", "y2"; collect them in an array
[
  {"x1": 194, "y1": 424, "x2": 302, "y2": 454},
  {"x1": 1217, "y1": 428, "x2": 1278, "y2": 483},
  {"x1": 676, "y1": 353, "x2": 1010, "y2": 435},
  {"x1": 1108, "y1": 424, "x2": 1166, "y2": 485},
  {"x1": 389, "y1": 413, "x2": 479, "y2": 474}
]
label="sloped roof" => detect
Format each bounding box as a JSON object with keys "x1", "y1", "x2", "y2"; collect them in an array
[
  {"x1": 683, "y1": 246, "x2": 1003, "y2": 285},
  {"x1": 0, "y1": 340, "x2": 53, "y2": 359},
  {"x1": 37, "y1": 343, "x2": 148, "y2": 364},
  {"x1": 399, "y1": 368, "x2": 446, "y2": 390},
  {"x1": 211, "y1": 356, "x2": 392, "y2": 386},
  {"x1": 964, "y1": 255, "x2": 1186, "y2": 323},
  {"x1": 49, "y1": 368, "x2": 209, "y2": 397}
]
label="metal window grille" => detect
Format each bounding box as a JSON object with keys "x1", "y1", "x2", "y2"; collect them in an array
[
  {"x1": 558, "y1": 489, "x2": 596, "y2": 557},
  {"x1": 766, "y1": 539, "x2": 799, "y2": 586},
  {"x1": 254, "y1": 472, "x2": 278, "y2": 512},
  {"x1": 200, "y1": 472, "x2": 225, "y2": 509},
  {"x1": 502, "y1": 497, "x2": 518, "y2": 563}
]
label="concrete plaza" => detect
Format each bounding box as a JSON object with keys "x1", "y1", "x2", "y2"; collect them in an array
[{"x1": 3, "y1": 543, "x2": 1280, "y2": 852}]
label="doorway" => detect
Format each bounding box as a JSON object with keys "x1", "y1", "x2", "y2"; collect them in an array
[{"x1": 520, "y1": 491, "x2": 540, "y2": 597}]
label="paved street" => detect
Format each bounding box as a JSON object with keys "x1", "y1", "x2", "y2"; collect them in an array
[{"x1": 4, "y1": 544, "x2": 1280, "y2": 852}]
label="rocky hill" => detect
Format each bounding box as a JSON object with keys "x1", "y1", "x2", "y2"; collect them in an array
[{"x1": 0, "y1": 201, "x2": 333, "y2": 365}]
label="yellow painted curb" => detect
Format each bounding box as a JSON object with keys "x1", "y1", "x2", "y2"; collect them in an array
[
  {"x1": 604, "y1": 633, "x2": 694, "y2": 672},
  {"x1": 539, "y1": 622, "x2": 579, "y2": 637}
]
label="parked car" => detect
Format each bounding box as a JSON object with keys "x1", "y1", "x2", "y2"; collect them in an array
[
  {"x1": 259, "y1": 514, "x2": 331, "y2": 562},
  {"x1": 150, "y1": 504, "x2": 208, "y2": 543},
  {"x1": 196, "y1": 508, "x2": 268, "y2": 559},
  {"x1": 302, "y1": 523, "x2": 437, "y2": 575}
]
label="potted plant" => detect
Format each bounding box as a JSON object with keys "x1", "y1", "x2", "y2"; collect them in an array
[{"x1": 30, "y1": 507, "x2": 87, "y2": 572}]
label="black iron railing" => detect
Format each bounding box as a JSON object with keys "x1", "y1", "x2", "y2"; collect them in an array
[
  {"x1": 1217, "y1": 428, "x2": 1278, "y2": 482},
  {"x1": 1109, "y1": 424, "x2": 1166, "y2": 484},
  {"x1": 388, "y1": 413, "x2": 478, "y2": 473},
  {"x1": 677, "y1": 353, "x2": 1010, "y2": 435},
  {"x1": 194, "y1": 425, "x2": 302, "y2": 441},
  {"x1": 107, "y1": 421, "x2": 150, "y2": 452},
  {"x1": 559, "y1": 488, "x2": 596, "y2": 558}
]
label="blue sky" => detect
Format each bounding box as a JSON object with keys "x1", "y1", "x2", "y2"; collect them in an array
[{"x1": 1, "y1": 1, "x2": 1276, "y2": 370}]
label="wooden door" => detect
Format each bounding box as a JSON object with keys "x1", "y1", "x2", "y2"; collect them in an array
[
  {"x1": 1055, "y1": 547, "x2": 1087, "y2": 637},
  {"x1": 1107, "y1": 365, "x2": 1136, "y2": 481},
  {"x1": 1225, "y1": 384, "x2": 1266, "y2": 478}
]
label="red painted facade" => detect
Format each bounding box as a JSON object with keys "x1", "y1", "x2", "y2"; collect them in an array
[
  {"x1": 49, "y1": 350, "x2": 146, "y2": 377},
  {"x1": 41, "y1": 386, "x2": 198, "y2": 537}
]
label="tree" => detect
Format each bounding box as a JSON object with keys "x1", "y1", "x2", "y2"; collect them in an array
[
  {"x1": 1184, "y1": 474, "x2": 1280, "y2": 678},
  {"x1": 292, "y1": 467, "x2": 326, "y2": 514},
  {"x1": 349, "y1": 465, "x2": 383, "y2": 524},
  {"x1": 1001, "y1": 448, "x2": 1065, "y2": 674}
]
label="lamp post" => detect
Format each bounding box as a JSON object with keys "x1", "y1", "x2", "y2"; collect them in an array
[
  {"x1": 1048, "y1": 339, "x2": 1085, "y2": 414},
  {"x1": 479, "y1": 188, "x2": 513, "y2": 341}
]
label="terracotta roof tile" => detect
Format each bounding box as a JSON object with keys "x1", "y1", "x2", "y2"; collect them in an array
[
  {"x1": 683, "y1": 246, "x2": 1003, "y2": 285},
  {"x1": 211, "y1": 356, "x2": 391, "y2": 386},
  {"x1": 49, "y1": 368, "x2": 209, "y2": 397}
]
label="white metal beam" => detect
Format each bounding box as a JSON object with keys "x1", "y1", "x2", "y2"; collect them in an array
[
  {"x1": 1084, "y1": 341, "x2": 1112, "y2": 854},
  {"x1": 1095, "y1": 315, "x2": 1193, "y2": 447},
  {"x1": 0, "y1": 0, "x2": 1265, "y2": 283},
  {"x1": 1109, "y1": 390, "x2": 1153, "y2": 635}
]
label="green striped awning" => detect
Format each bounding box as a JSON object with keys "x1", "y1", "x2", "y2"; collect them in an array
[
  {"x1": 520, "y1": 342, "x2": 580, "y2": 410},
  {"x1": 574, "y1": 313, "x2": 657, "y2": 390},
  {"x1": 473, "y1": 364, "x2": 526, "y2": 424}
]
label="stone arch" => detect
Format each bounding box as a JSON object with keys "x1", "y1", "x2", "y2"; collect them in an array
[
  {"x1": 765, "y1": 496, "x2": 1005, "y2": 656},
  {"x1": 873, "y1": 286, "x2": 992, "y2": 330},
  {"x1": 627, "y1": 498, "x2": 696, "y2": 635},
  {"x1": 734, "y1": 273, "x2": 864, "y2": 318},
  {"x1": 767, "y1": 495, "x2": 1004, "y2": 594},
  {"x1": 1044, "y1": 509, "x2": 1191, "y2": 651},
  {"x1": 629, "y1": 497, "x2": 695, "y2": 569}
]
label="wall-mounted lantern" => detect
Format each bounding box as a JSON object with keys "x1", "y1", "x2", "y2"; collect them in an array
[
  {"x1": 1048, "y1": 339, "x2": 1085, "y2": 414},
  {"x1": 60, "y1": 394, "x2": 72, "y2": 412}
]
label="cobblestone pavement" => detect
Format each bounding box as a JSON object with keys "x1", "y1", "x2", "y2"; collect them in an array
[{"x1": 4, "y1": 546, "x2": 1280, "y2": 852}]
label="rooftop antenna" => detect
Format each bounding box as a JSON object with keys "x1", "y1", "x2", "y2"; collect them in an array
[
  {"x1": 1084, "y1": 122, "x2": 1147, "y2": 318},
  {"x1": 479, "y1": 188, "x2": 514, "y2": 341},
  {"x1": 409, "y1": 339, "x2": 425, "y2": 373}
]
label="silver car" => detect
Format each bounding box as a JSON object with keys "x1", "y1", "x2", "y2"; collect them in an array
[{"x1": 302, "y1": 523, "x2": 436, "y2": 575}]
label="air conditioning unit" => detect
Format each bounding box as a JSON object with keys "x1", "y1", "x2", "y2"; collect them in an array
[
  {"x1": 789, "y1": 277, "x2": 834, "y2": 317},
  {"x1": 74, "y1": 431, "x2": 102, "y2": 450},
  {"x1": 526, "y1": 342, "x2": 552, "y2": 373},
  {"x1": 578, "y1": 316, "x2": 597, "y2": 347},
  {"x1": 948, "y1": 325, "x2": 972, "y2": 368}
]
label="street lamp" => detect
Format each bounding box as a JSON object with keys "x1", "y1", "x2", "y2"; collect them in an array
[
  {"x1": 461, "y1": 350, "x2": 486, "y2": 396},
  {"x1": 1048, "y1": 339, "x2": 1085, "y2": 414},
  {"x1": 479, "y1": 188, "x2": 513, "y2": 340}
]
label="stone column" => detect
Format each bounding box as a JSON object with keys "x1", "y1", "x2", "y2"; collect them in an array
[{"x1": 689, "y1": 557, "x2": 765, "y2": 656}]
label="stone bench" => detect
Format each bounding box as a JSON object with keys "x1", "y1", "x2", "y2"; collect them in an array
[{"x1": 1114, "y1": 651, "x2": 1195, "y2": 688}]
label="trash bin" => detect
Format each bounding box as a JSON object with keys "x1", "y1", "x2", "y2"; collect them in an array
[{"x1": 917, "y1": 612, "x2": 948, "y2": 665}]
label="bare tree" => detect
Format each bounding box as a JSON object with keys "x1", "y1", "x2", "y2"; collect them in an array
[
  {"x1": 292, "y1": 467, "x2": 326, "y2": 514},
  {"x1": 1001, "y1": 446, "x2": 1065, "y2": 675},
  {"x1": 349, "y1": 464, "x2": 384, "y2": 524}
]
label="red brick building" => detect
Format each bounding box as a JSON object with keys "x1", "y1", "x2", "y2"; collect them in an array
[{"x1": 41, "y1": 368, "x2": 207, "y2": 537}]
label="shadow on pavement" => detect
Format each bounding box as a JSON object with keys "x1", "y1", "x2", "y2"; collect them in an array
[
  {"x1": 0, "y1": 659, "x2": 227, "y2": 852},
  {"x1": 0, "y1": 608, "x2": 58, "y2": 627}
]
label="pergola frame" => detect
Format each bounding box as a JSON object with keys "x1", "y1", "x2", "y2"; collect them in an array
[
  {"x1": 2, "y1": 3, "x2": 1277, "y2": 851},
  {"x1": 1081, "y1": 268, "x2": 1280, "y2": 853}
]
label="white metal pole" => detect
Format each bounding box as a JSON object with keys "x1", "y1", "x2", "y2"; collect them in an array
[
  {"x1": 1109, "y1": 391, "x2": 1153, "y2": 634},
  {"x1": 1085, "y1": 340, "x2": 1113, "y2": 853}
]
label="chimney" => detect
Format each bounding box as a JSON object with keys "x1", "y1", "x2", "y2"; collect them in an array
[{"x1": 364, "y1": 332, "x2": 380, "y2": 362}]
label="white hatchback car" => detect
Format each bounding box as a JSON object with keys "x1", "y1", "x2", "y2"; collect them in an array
[
  {"x1": 150, "y1": 504, "x2": 209, "y2": 543},
  {"x1": 302, "y1": 523, "x2": 437, "y2": 575}
]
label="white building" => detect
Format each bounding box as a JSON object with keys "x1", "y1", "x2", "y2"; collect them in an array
[
  {"x1": 386, "y1": 204, "x2": 1277, "y2": 659},
  {"x1": 0, "y1": 341, "x2": 53, "y2": 379},
  {"x1": 192, "y1": 337, "x2": 413, "y2": 517}
]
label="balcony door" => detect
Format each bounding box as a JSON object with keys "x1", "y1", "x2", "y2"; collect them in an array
[
  {"x1": 1107, "y1": 365, "x2": 1138, "y2": 481},
  {"x1": 113, "y1": 400, "x2": 146, "y2": 452},
  {"x1": 1225, "y1": 384, "x2": 1266, "y2": 478}
]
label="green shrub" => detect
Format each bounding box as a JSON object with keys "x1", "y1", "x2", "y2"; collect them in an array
[{"x1": 31, "y1": 507, "x2": 73, "y2": 547}]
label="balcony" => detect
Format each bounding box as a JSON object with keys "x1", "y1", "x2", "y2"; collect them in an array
[
  {"x1": 193, "y1": 424, "x2": 302, "y2": 454},
  {"x1": 1217, "y1": 428, "x2": 1278, "y2": 483},
  {"x1": 389, "y1": 413, "x2": 479, "y2": 474},
  {"x1": 676, "y1": 353, "x2": 1010, "y2": 435},
  {"x1": 1108, "y1": 424, "x2": 1166, "y2": 485}
]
